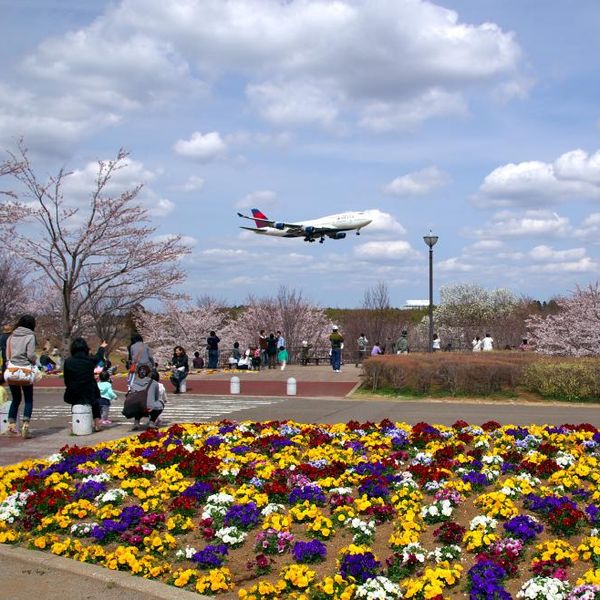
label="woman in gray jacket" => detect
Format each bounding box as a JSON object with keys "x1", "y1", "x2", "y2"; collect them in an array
[
  {"x1": 128, "y1": 364, "x2": 164, "y2": 431},
  {"x1": 5, "y1": 314, "x2": 37, "y2": 438}
]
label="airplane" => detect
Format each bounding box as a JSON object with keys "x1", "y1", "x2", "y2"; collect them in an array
[{"x1": 237, "y1": 208, "x2": 373, "y2": 243}]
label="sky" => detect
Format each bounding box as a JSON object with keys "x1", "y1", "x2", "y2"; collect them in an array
[{"x1": 1, "y1": 0, "x2": 600, "y2": 308}]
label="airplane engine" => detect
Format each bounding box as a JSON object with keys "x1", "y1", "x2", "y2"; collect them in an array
[
  {"x1": 332, "y1": 232, "x2": 346, "y2": 239},
  {"x1": 304, "y1": 226, "x2": 315, "y2": 236},
  {"x1": 274, "y1": 222, "x2": 285, "y2": 230}
]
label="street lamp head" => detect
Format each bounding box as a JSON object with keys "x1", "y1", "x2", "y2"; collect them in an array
[{"x1": 423, "y1": 231, "x2": 438, "y2": 248}]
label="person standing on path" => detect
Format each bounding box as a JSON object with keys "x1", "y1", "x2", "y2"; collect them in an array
[
  {"x1": 169, "y1": 345, "x2": 189, "y2": 393},
  {"x1": 356, "y1": 333, "x2": 368, "y2": 367},
  {"x1": 266, "y1": 333, "x2": 278, "y2": 369},
  {"x1": 482, "y1": 333, "x2": 494, "y2": 351},
  {"x1": 128, "y1": 334, "x2": 154, "y2": 387},
  {"x1": 329, "y1": 325, "x2": 344, "y2": 372},
  {"x1": 394, "y1": 330, "x2": 409, "y2": 355},
  {"x1": 472, "y1": 336, "x2": 482, "y2": 352},
  {"x1": 4, "y1": 315, "x2": 37, "y2": 438},
  {"x1": 432, "y1": 333, "x2": 441, "y2": 352},
  {"x1": 259, "y1": 329, "x2": 268, "y2": 367},
  {"x1": 206, "y1": 331, "x2": 220, "y2": 369}
]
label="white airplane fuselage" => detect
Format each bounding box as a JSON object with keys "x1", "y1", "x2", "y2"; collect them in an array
[{"x1": 259, "y1": 211, "x2": 372, "y2": 237}]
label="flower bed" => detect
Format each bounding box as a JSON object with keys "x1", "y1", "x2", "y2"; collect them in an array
[{"x1": 2, "y1": 420, "x2": 600, "y2": 599}]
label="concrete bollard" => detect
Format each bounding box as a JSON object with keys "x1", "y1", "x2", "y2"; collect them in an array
[
  {"x1": 0, "y1": 403, "x2": 9, "y2": 434},
  {"x1": 230, "y1": 376, "x2": 240, "y2": 395},
  {"x1": 72, "y1": 404, "x2": 93, "y2": 435},
  {"x1": 286, "y1": 377, "x2": 297, "y2": 396}
]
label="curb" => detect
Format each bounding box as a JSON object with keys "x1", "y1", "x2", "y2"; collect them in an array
[{"x1": 0, "y1": 545, "x2": 211, "y2": 600}]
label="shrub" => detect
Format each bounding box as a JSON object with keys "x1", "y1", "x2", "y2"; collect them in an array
[
  {"x1": 521, "y1": 359, "x2": 600, "y2": 402},
  {"x1": 361, "y1": 352, "x2": 536, "y2": 397}
]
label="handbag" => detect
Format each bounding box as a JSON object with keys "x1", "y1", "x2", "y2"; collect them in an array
[
  {"x1": 122, "y1": 385, "x2": 150, "y2": 419},
  {"x1": 3, "y1": 338, "x2": 40, "y2": 386}
]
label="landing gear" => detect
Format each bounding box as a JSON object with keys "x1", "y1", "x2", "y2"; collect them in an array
[
  {"x1": 304, "y1": 237, "x2": 316, "y2": 242},
  {"x1": 319, "y1": 237, "x2": 325, "y2": 244},
  {"x1": 356, "y1": 229, "x2": 361, "y2": 235}
]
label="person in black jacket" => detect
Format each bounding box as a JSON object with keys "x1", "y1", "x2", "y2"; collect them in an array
[
  {"x1": 169, "y1": 345, "x2": 189, "y2": 394},
  {"x1": 206, "y1": 331, "x2": 220, "y2": 369},
  {"x1": 63, "y1": 337, "x2": 107, "y2": 432}
]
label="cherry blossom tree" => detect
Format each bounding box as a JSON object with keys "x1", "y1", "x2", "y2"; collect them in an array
[
  {"x1": 526, "y1": 283, "x2": 600, "y2": 356},
  {"x1": 0, "y1": 143, "x2": 190, "y2": 351},
  {"x1": 234, "y1": 287, "x2": 332, "y2": 360},
  {"x1": 134, "y1": 298, "x2": 234, "y2": 365}
]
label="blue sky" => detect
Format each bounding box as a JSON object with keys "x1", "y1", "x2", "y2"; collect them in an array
[{"x1": 1, "y1": 0, "x2": 600, "y2": 307}]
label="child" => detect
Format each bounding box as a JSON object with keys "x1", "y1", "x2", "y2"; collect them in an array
[
  {"x1": 151, "y1": 370, "x2": 168, "y2": 423},
  {"x1": 278, "y1": 346, "x2": 289, "y2": 371},
  {"x1": 97, "y1": 370, "x2": 118, "y2": 425},
  {"x1": 251, "y1": 347, "x2": 261, "y2": 371}
]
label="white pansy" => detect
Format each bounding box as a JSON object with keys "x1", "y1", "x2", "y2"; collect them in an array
[
  {"x1": 215, "y1": 526, "x2": 247, "y2": 546},
  {"x1": 82, "y1": 473, "x2": 111, "y2": 483},
  {"x1": 261, "y1": 503, "x2": 286, "y2": 516},
  {"x1": 354, "y1": 575, "x2": 403, "y2": 599},
  {"x1": 516, "y1": 576, "x2": 570, "y2": 599},
  {"x1": 70, "y1": 522, "x2": 98, "y2": 536},
  {"x1": 175, "y1": 545, "x2": 198, "y2": 559},
  {"x1": 0, "y1": 491, "x2": 34, "y2": 523},
  {"x1": 97, "y1": 488, "x2": 128, "y2": 504},
  {"x1": 141, "y1": 463, "x2": 157, "y2": 472}
]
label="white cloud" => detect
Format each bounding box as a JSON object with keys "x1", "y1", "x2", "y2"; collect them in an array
[
  {"x1": 179, "y1": 175, "x2": 205, "y2": 192},
  {"x1": 173, "y1": 131, "x2": 226, "y2": 162},
  {"x1": 529, "y1": 245, "x2": 586, "y2": 262},
  {"x1": 155, "y1": 234, "x2": 197, "y2": 247},
  {"x1": 149, "y1": 198, "x2": 175, "y2": 217},
  {"x1": 0, "y1": 0, "x2": 523, "y2": 149},
  {"x1": 468, "y1": 240, "x2": 504, "y2": 252},
  {"x1": 437, "y1": 257, "x2": 474, "y2": 272},
  {"x1": 529, "y1": 257, "x2": 597, "y2": 273},
  {"x1": 383, "y1": 166, "x2": 451, "y2": 197},
  {"x1": 235, "y1": 190, "x2": 278, "y2": 212},
  {"x1": 359, "y1": 89, "x2": 468, "y2": 132},
  {"x1": 361, "y1": 209, "x2": 406, "y2": 237},
  {"x1": 475, "y1": 210, "x2": 572, "y2": 238},
  {"x1": 473, "y1": 149, "x2": 600, "y2": 208},
  {"x1": 354, "y1": 240, "x2": 417, "y2": 261},
  {"x1": 246, "y1": 81, "x2": 340, "y2": 129}
]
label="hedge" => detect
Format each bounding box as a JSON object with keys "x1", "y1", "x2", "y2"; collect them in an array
[{"x1": 360, "y1": 352, "x2": 600, "y2": 401}]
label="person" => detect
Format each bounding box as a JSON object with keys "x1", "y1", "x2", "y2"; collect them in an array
[
  {"x1": 4, "y1": 315, "x2": 37, "y2": 438},
  {"x1": 276, "y1": 330, "x2": 286, "y2": 350},
  {"x1": 251, "y1": 347, "x2": 261, "y2": 371},
  {"x1": 128, "y1": 334, "x2": 154, "y2": 385},
  {"x1": 432, "y1": 333, "x2": 441, "y2": 352},
  {"x1": 329, "y1": 325, "x2": 344, "y2": 372},
  {"x1": 472, "y1": 336, "x2": 482, "y2": 352},
  {"x1": 300, "y1": 340, "x2": 312, "y2": 366},
  {"x1": 51, "y1": 348, "x2": 63, "y2": 371},
  {"x1": 63, "y1": 337, "x2": 108, "y2": 433},
  {"x1": 266, "y1": 333, "x2": 278, "y2": 369},
  {"x1": 98, "y1": 370, "x2": 118, "y2": 425},
  {"x1": 151, "y1": 370, "x2": 168, "y2": 414},
  {"x1": 519, "y1": 338, "x2": 529, "y2": 351},
  {"x1": 228, "y1": 341, "x2": 241, "y2": 369},
  {"x1": 371, "y1": 342, "x2": 383, "y2": 356},
  {"x1": 129, "y1": 364, "x2": 164, "y2": 431},
  {"x1": 206, "y1": 331, "x2": 220, "y2": 369},
  {"x1": 43, "y1": 338, "x2": 52, "y2": 354},
  {"x1": 169, "y1": 345, "x2": 189, "y2": 393},
  {"x1": 278, "y1": 346, "x2": 289, "y2": 371},
  {"x1": 259, "y1": 329, "x2": 268, "y2": 367},
  {"x1": 394, "y1": 330, "x2": 409, "y2": 355},
  {"x1": 482, "y1": 333, "x2": 494, "y2": 351},
  {"x1": 356, "y1": 333, "x2": 368, "y2": 367},
  {"x1": 192, "y1": 351, "x2": 204, "y2": 369},
  {"x1": 237, "y1": 349, "x2": 251, "y2": 370},
  {"x1": 0, "y1": 324, "x2": 12, "y2": 377},
  {"x1": 39, "y1": 352, "x2": 57, "y2": 372}
]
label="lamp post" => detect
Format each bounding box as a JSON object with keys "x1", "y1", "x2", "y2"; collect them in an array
[{"x1": 423, "y1": 231, "x2": 438, "y2": 353}]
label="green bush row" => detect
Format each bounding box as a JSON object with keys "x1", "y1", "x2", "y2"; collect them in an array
[{"x1": 361, "y1": 353, "x2": 600, "y2": 402}]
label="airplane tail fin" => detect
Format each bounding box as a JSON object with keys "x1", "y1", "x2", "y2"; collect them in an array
[{"x1": 251, "y1": 208, "x2": 269, "y2": 228}]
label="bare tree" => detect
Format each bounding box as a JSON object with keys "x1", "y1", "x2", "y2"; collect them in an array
[{"x1": 0, "y1": 143, "x2": 190, "y2": 351}]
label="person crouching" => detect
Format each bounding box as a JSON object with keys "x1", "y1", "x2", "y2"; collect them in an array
[{"x1": 128, "y1": 364, "x2": 164, "y2": 431}]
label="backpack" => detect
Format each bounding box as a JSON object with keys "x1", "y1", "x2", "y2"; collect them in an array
[{"x1": 122, "y1": 385, "x2": 150, "y2": 419}]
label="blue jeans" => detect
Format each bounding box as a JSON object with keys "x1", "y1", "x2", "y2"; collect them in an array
[
  {"x1": 8, "y1": 384, "x2": 34, "y2": 421},
  {"x1": 208, "y1": 349, "x2": 219, "y2": 369},
  {"x1": 331, "y1": 348, "x2": 342, "y2": 371}
]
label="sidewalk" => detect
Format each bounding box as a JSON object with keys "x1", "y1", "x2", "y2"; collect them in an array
[{"x1": 35, "y1": 364, "x2": 362, "y2": 396}]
